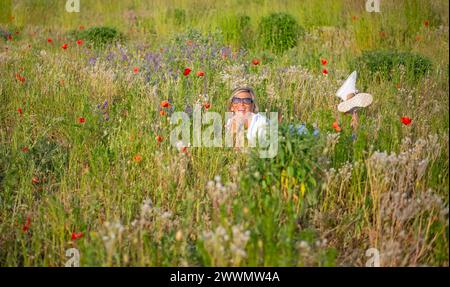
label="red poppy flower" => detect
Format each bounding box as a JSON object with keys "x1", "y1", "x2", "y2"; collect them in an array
[
  {"x1": 321, "y1": 58, "x2": 328, "y2": 65},
  {"x1": 71, "y1": 232, "x2": 83, "y2": 240},
  {"x1": 196, "y1": 71, "x2": 205, "y2": 77},
  {"x1": 183, "y1": 67, "x2": 191, "y2": 76},
  {"x1": 133, "y1": 67, "x2": 139, "y2": 74},
  {"x1": 76, "y1": 39, "x2": 83, "y2": 46},
  {"x1": 415, "y1": 35, "x2": 422, "y2": 42},
  {"x1": 401, "y1": 116, "x2": 412, "y2": 125},
  {"x1": 17, "y1": 107, "x2": 23, "y2": 114},
  {"x1": 332, "y1": 121, "x2": 341, "y2": 132},
  {"x1": 181, "y1": 146, "x2": 188, "y2": 153},
  {"x1": 322, "y1": 68, "x2": 328, "y2": 75},
  {"x1": 21, "y1": 146, "x2": 29, "y2": 152},
  {"x1": 22, "y1": 217, "x2": 31, "y2": 232},
  {"x1": 252, "y1": 58, "x2": 260, "y2": 65},
  {"x1": 47, "y1": 38, "x2": 53, "y2": 43},
  {"x1": 203, "y1": 102, "x2": 211, "y2": 110},
  {"x1": 7, "y1": 34, "x2": 12, "y2": 41},
  {"x1": 78, "y1": 117, "x2": 86, "y2": 124},
  {"x1": 424, "y1": 20, "x2": 429, "y2": 27},
  {"x1": 161, "y1": 101, "x2": 170, "y2": 108},
  {"x1": 352, "y1": 15, "x2": 357, "y2": 21},
  {"x1": 159, "y1": 110, "x2": 166, "y2": 116},
  {"x1": 133, "y1": 155, "x2": 142, "y2": 162},
  {"x1": 32, "y1": 177, "x2": 40, "y2": 184},
  {"x1": 156, "y1": 135, "x2": 163, "y2": 143},
  {"x1": 379, "y1": 31, "x2": 386, "y2": 38},
  {"x1": 61, "y1": 43, "x2": 68, "y2": 49},
  {"x1": 79, "y1": 25, "x2": 85, "y2": 30},
  {"x1": 16, "y1": 73, "x2": 25, "y2": 83}
]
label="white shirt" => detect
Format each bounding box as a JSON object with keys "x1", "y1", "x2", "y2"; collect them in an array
[{"x1": 226, "y1": 113, "x2": 268, "y2": 147}]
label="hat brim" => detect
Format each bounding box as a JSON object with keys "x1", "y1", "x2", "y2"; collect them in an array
[{"x1": 337, "y1": 93, "x2": 373, "y2": 113}]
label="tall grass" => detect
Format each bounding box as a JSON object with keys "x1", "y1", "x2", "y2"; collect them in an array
[{"x1": 0, "y1": 0, "x2": 448, "y2": 266}]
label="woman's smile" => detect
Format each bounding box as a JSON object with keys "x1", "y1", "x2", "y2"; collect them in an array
[{"x1": 236, "y1": 106, "x2": 249, "y2": 114}]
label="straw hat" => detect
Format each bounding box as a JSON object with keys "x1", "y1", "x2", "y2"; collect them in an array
[{"x1": 336, "y1": 71, "x2": 373, "y2": 113}]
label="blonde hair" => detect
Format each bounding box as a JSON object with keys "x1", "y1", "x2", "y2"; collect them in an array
[{"x1": 228, "y1": 86, "x2": 259, "y2": 113}]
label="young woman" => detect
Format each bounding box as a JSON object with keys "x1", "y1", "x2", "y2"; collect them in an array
[{"x1": 226, "y1": 86, "x2": 268, "y2": 147}]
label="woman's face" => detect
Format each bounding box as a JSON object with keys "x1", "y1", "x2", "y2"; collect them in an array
[{"x1": 230, "y1": 91, "x2": 254, "y2": 116}]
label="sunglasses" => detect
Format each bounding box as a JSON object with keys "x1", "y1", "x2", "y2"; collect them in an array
[{"x1": 231, "y1": 97, "x2": 254, "y2": 104}]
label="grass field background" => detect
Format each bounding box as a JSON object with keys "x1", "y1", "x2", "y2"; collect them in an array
[{"x1": 0, "y1": 0, "x2": 448, "y2": 266}]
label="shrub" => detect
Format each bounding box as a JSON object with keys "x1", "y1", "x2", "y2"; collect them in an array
[
  {"x1": 243, "y1": 122, "x2": 324, "y2": 215},
  {"x1": 29, "y1": 136, "x2": 69, "y2": 191},
  {"x1": 237, "y1": 15, "x2": 254, "y2": 48},
  {"x1": 169, "y1": 8, "x2": 186, "y2": 26},
  {"x1": 69, "y1": 26, "x2": 125, "y2": 48},
  {"x1": 258, "y1": 13, "x2": 303, "y2": 53},
  {"x1": 219, "y1": 14, "x2": 254, "y2": 49},
  {"x1": 351, "y1": 50, "x2": 432, "y2": 82}
]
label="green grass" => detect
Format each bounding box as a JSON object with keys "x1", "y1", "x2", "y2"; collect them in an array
[{"x1": 0, "y1": 0, "x2": 448, "y2": 266}]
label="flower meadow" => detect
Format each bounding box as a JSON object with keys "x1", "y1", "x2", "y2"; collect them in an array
[{"x1": 0, "y1": 0, "x2": 448, "y2": 266}]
